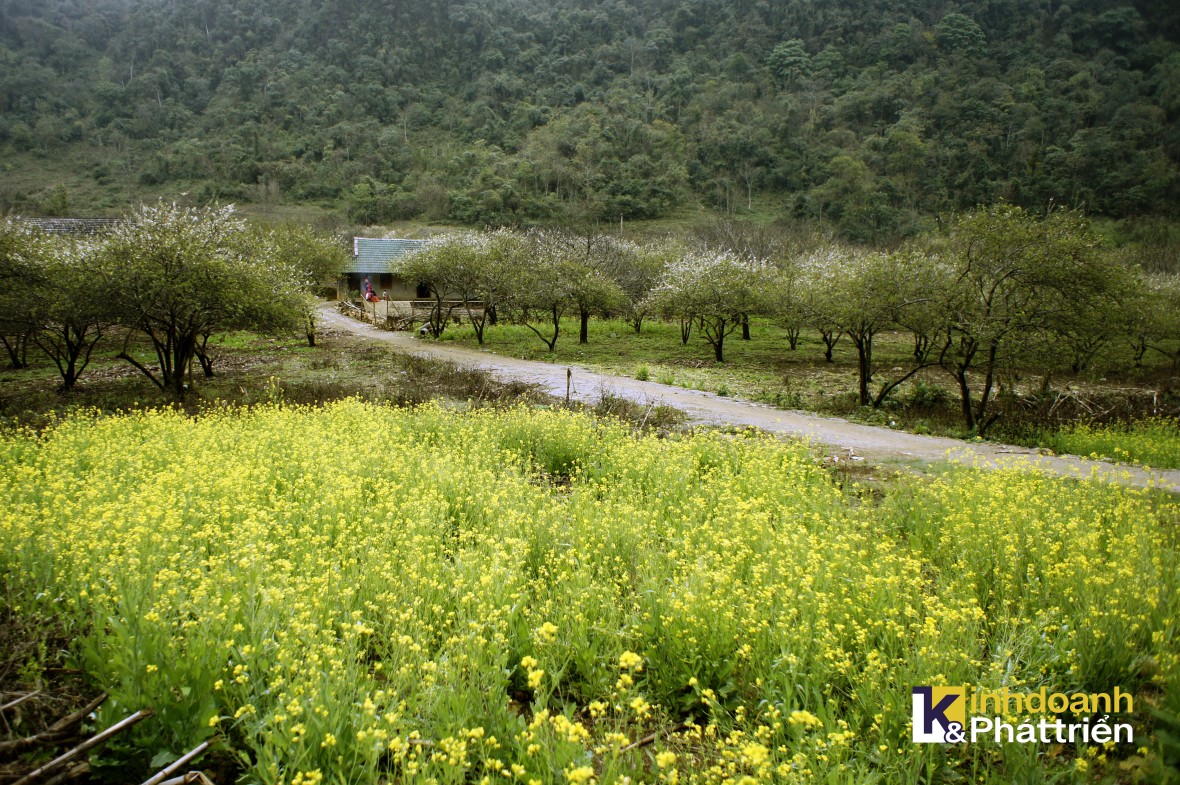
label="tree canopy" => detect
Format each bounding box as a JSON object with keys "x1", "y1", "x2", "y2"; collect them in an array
[
  {"x1": 102, "y1": 202, "x2": 307, "y2": 396},
  {"x1": 2, "y1": 0, "x2": 1178, "y2": 238}
]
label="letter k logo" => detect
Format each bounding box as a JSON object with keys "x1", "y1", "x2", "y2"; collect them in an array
[{"x1": 912, "y1": 686, "x2": 966, "y2": 743}]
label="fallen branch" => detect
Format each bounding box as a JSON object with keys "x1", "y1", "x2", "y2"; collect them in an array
[
  {"x1": 158, "y1": 772, "x2": 215, "y2": 785},
  {"x1": 14, "y1": 708, "x2": 152, "y2": 785},
  {"x1": 620, "y1": 721, "x2": 691, "y2": 753},
  {"x1": 47, "y1": 693, "x2": 108, "y2": 734},
  {"x1": 39, "y1": 763, "x2": 89, "y2": 785},
  {"x1": 0, "y1": 729, "x2": 75, "y2": 757},
  {"x1": 140, "y1": 741, "x2": 211, "y2": 785},
  {"x1": 0, "y1": 693, "x2": 113, "y2": 754},
  {"x1": 0, "y1": 692, "x2": 41, "y2": 713}
]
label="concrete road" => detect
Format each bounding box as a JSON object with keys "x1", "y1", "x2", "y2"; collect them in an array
[{"x1": 319, "y1": 305, "x2": 1180, "y2": 492}]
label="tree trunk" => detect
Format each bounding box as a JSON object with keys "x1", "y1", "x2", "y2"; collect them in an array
[
  {"x1": 973, "y1": 341, "x2": 1000, "y2": 435},
  {"x1": 913, "y1": 333, "x2": 929, "y2": 363},
  {"x1": 117, "y1": 351, "x2": 164, "y2": 391},
  {"x1": 60, "y1": 325, "x2": 85, "y2": 390},
  {"x1": 955, "y1": 368, "x2": 976, "y2": 432},
  {"x1": 680, "y1": 318, "x2": 692, "y2": 345},
  {"x1": 854, "y1": 335, "x2": 872, "y2": 407},
  {"x1": 195, "y1": 333, "x2": 215, "y2": 377},
  {"x1": 741, "y1": 314, "x2": 750, "y2": 340},
  {"x1": 196, "y1": 350, "x2": 214, "y2": 378},
  {"x1": 520, "y1": 307, "x2": 560, "y2": 351},
  {"x1": 170, "y1": 333, "x2": 196, "y2": 397},
  {"x1": 821, "y1": 330, "x2": 840, "y2": 363},
  {"x1": 786, "y1": 325, "x2": 800, "y2": 351},
  {"x1": 871, "y1": 364, "x2": 928, "y2": 409},
  {"x1": 466, "y1": 304, "x2": 486, "y2": 346},
  {"x1": 1131, "y1": 336, "x2": 1146, "y2": 367},
  {"x1": 706, "y1": 317, "x2": 727, "y2": 362},
  {"x1": 2, "y1": 333, "x2": 30, "y2": 369},
  {"x1": 547, "y1": 306, "x2": 560, "y2": 351},
  {"x1": 40, "y1": 321, "x2": 106, "y2": 392},
  {"x1": 579, "y1": 308, "x2": 589, "y2": 344}
]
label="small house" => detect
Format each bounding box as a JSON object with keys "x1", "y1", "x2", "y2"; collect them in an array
[
  {"x1": 18, "y1": 217, "x2": 123, "y2": 235},
  {"x1": 341, "y1": 237, "x2": 428, "y2": 301}
]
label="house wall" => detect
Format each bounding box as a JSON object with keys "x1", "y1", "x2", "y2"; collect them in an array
[{"x1": 339, "y1": 273, "x2": 424, "y2": 301}]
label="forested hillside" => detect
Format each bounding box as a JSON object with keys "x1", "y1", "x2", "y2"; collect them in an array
[{"x1": 2, "y1": 0, "x2": 1178, "y2": 241}]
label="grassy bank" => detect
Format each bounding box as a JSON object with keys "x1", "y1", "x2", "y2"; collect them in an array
[
  {"x1": 1013, "y1": 418, "x2": 1180, "y2": 470},
  {"x1": 0, "y1": 319, "x2": 545, "y2": 426},
  {"x1": 435, "y1": 315, "x2": 1179, "y2": 454}
]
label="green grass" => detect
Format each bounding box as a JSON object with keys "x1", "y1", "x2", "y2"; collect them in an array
[
  {"x1": 0, "y1": 322, "x2": 543, "y2": 426},
  {"x1": 438, "y1": 315, "x2": 886, "y2": 404},
  {"x1": 1032, "y1": 417, "x2": 1180, "y2": 469},
  {"x1": 437, "y1": 315, "x2": 970, "y2": 432},
  {"x1": 434, "y1": 314, "x2": 1180, "y2": 445}
]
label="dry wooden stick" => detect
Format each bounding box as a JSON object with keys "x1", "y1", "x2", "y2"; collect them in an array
[
  {"x1": 157, "y1": 772, "x2": 215, "y2": 785},
  {"x1": 0, "y1": 730, "x2": 74, "y2": 757},
  {"x1": 13, "y1": 708, "x2": 152, "y2": 785},
  {"x1": 620, "y1": 721, "x2": 691, "y2": 753},
  {"x1": 0, "y1": 692, "x2": 113, "y2": 753},
  {"x1": 0, "y1": 692, "x2": 41, "y2": 712},
  {"x1": 39, "y1": 762, "x2": 89, "y2": 785},
  {"x1": 46, "y1": 693, "x2": 108, "y2": 734},
  {"x1": 140, "y1": 741, "x2": 211, "y2": 785}
]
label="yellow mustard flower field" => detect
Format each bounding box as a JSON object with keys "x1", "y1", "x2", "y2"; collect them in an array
[{"x1": 1, "y1": 401, "x2": 1177, "y2": 784}]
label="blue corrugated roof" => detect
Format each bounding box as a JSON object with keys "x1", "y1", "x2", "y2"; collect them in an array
[{"x1": 351, "y1": 238, "x2": 427, "y2": 273}]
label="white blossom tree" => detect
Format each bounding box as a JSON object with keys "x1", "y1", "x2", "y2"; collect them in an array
[
  {"x1": 648, "y1": 249, "x2": 771, "y2": 362},
  {"x1": 31, "y1": 235, "x2": 119, "y2": 390},
  {"x1": 0, "y1": 219, "x2": 45, "y2": 369},
  {"x1": 400, "y1": 229, "x2": 522, "y2": 343},
  {"x1": 103, "y1": 203, "x2": 304, "y2": 397}
]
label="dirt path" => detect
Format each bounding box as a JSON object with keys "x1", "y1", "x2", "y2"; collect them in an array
[{"x1": 319, "y1": 306, "x2": 1180, "y2": 492}]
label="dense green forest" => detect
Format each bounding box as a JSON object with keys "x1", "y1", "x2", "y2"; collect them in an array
[{"x1": 2, "y1": 0, "x2": 1179, "y2": 241}]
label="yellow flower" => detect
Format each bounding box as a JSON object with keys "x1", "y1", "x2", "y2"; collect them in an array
[
  {"x1": 564, "y1": 765, "x2": 595, "y2": 784},
  {"x1": 618, "y1": 651, "x2": 644, "y2": 671}
]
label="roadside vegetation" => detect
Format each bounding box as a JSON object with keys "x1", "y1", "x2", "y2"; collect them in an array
[
  {"x1": 0, "y1": 327, "x2": 538, "y2": 424},
  {"x1": 399, "y1": 206, "x2": 1179, "y2": 465},
  {"x1": 3, "y1": 203, "x2": 1177, "y2": 461},
  {"x1": 440, "y1": 313, "x2": 1177, "y2": 437},
  {"x1": 1014, "y1": 417, "x2": 1180, "y2": 470}
]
